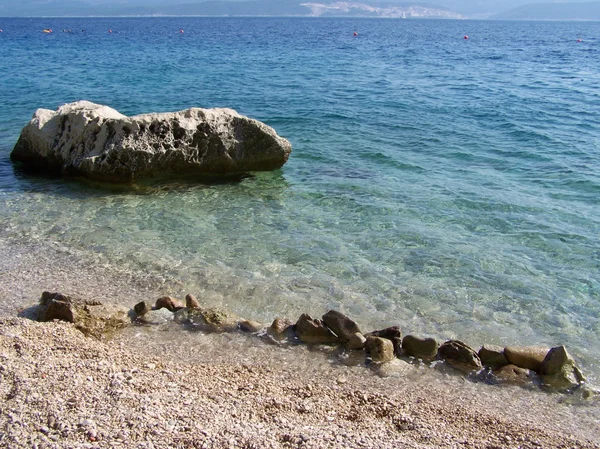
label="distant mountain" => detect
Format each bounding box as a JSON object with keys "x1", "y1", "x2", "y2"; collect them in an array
[
  {"x1": 0, "y1": 0, "x2": 462, "y2": 18},
  {"x1": 491, "y1": 1, "x2": 600, "y2": 19},
  {"x1": 0, "y1": 0, "x2": 598, "y2": 19}
]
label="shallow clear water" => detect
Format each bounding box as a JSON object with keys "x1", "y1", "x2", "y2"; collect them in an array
[{"x1": 0, "y1": 18, "x2": 599, "y2": 385}]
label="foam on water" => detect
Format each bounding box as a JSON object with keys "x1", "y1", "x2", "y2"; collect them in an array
[{"x1": 0, "y1": 18, "x2": 599, "y2": 415}]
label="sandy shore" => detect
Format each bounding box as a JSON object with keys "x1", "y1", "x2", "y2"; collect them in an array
[
  {"x1": 0, "y1": 317, "x2": 598, "y2": 449},
  {"x1": 1, "y1": 238, "x2": 599, "y2": 448}
]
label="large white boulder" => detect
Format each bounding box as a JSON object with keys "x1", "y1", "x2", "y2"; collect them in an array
[{"x1": 11, "y1": 101, "x2": 292, "y2": 182}]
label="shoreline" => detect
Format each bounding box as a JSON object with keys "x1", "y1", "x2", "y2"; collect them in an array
[
  {"x1": 1, "y1": 237, "x2": 599, "y2": 447},
  {"x1": 1, "y1": 317, "x2": 599, "y2": 448}
]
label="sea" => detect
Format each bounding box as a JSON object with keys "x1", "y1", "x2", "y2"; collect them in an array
[{"x1": 0, "y1": 16, "x2": 599, "y2": 419}]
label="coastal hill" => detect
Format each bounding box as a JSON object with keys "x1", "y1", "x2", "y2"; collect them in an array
[
  {"x1": 491, "y1": 1, "x2": 600, "y2": 20},
  {"x1": 0, "y1": 0, "x2": 599, "y2": 19},
  {"x1": 0, "y1": 0, "x2": 591, "y2": 19}
]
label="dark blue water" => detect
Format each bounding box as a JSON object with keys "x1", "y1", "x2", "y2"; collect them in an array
[{"x1": 0, "y1": 18, "x2": 599, "y2": 383}]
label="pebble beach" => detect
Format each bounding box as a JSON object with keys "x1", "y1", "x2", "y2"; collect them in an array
[{"x1": 1, "y1": 239, "x2": 600, "y2": 449}]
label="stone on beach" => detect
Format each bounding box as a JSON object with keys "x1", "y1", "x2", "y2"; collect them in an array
[
  {"x1": 540, "y1": 345, "x2": 586, "y2": 391},
  {"x1": 365, "y1": 336, "x2": 395, "y2": 363},
  {"x1": 366, "y1": 326, "x2": 402, "y2": 356},
  {"x1": 401, "y1": 335, "x2": 438, "y2": 360},
  {"x1": 133, "y1": 300, "x2": 152, "y2": 317},
  {"x1": 346, "y1": 332, "x2": 367, "y2": 350},
  {"x1": 11, "y1": 101, "x2": 292, "y2": 182},
  {"x1": 478, "y1": 344, "x2": 509, "y2": 369},
  {"x1": 37, "y1": 292, "x2": 129, "y2": 338},
  {"x1": 185, "y1": 294, "x2": 201, "y2": 309},
  {"x1": 295, "y1": 314, "x2": 339, "y2": 344},
  {"x1": 504, "y1": 346, "x2": 549, "y2": 372},
  {"x1": 321, "y1": 310, "x2": 362, "y2": 343},
  {"x1": 238, "y1": 320, "x2": 263, "y2": 333},
  {"x1": 492, "y1": 364, "x2": 536, "y2": 387},
  {"x1": 155, "y1": 296, "x2": 184, "y2": 312},
  {"x1": 437, "y1": 340, "x2": 483, "y2": 374},
  {"x1": 267, "y1": 317, "x2": 295, "y2": 340}
]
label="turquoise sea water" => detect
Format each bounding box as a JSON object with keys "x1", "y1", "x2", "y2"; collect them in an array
[{"x1": 0, "y1": 18, "x2": 599, "y2": 384}]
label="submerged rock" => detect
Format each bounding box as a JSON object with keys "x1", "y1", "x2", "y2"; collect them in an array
[
  {"x1": 402, "y1": 335, "x2": 438, "y2": 360},
  {"x1": 437, "y1": 340, "x2": 482, "y2": 374},
  {"x1": 504, "y1": 346, "x2": 549, "y2": 372},
  {"x1": 295, "y1": 314, "x2": 338, "y2": 344},
  {"x1": 175, "y1": 307, "x2": 239, "y2": 333},
  {"x1": 540, "y1": 346, "x2": 586, "y2": 391},
  {"x1": 491, "y1": 364, "x2": 536, "y2": 387},
  {"x1": 138, "y1": 308, "x2": 175, "y2": 325},
  {"x1": 11, "y1": 101, "x2": 292, "y2": 182}
]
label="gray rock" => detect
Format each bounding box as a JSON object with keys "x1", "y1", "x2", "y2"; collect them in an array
[
  {"x1": 437, "y1": 340, "x2": 483, "y2": 374},
  {"x1": 540, "y1": 346, "x2": 586, "y2": 391},
  {"x1": 346, "y1": 332, "x2": 367, "y2": 350},
  {"x1": 138, "y1": 308, "x2": 174, "y2": 325},
  {"x1": 366, "y1": 327, "x2": 402, "y2": 356},
  {"x1": 295, "y1": 314, "x2": 338, "y2": 345},
  {"x1": 401, "y1": 335, "x2": 438, "y2": 360},
  {"x1": 478, "y1": 344, "x2": 508, "y2": 369},
  {"x1": 504, "y1": 346, "x2": 549, "y2": 373},
  {"x1": 133, "y1": 301, "x2": 151, "y2": 317},
  {"x1": 11, "y1": 101, "x2": 292, "y2": 182},
  {"x1": 321, "y1": 310, "x2": 361, "y2": 343},
  {"x1": 365, "y1": 336, "x2": 395, "y2": 363}
]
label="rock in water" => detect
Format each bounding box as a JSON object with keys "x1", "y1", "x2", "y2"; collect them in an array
[
  {"x1": 401, "y1": 335, "x2": 438, "y2": 360},
  {"x1": 437, "y1": 340, "x2": 483, "y2": 374},
  {"x1": 540, "y1": 346, "x2": 586, "y2": 391},
  {"x1": 504, "y1": 346, "x2": 549, "y2": 372},
  {"x1": 295, "y1": 314, "x2": 339, "y2": 344},
  {"x1": 11, "y1": 101, "x2": 292, "y2": 182},
  {"x1": 321, "y1": 310, "x2": 362, "y2": 343},
  {"x1": 365, "y1": 336, "x2": 395, "y2": 363}
]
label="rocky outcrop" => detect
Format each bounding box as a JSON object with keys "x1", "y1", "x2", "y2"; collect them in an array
[{"x1": 11, "y1": 101, "x2": 292, "y2": 182}]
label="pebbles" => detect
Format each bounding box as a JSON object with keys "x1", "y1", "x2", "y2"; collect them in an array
[{"x1": 0, "y1": 317, "x2": 598, "y2": 448}]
